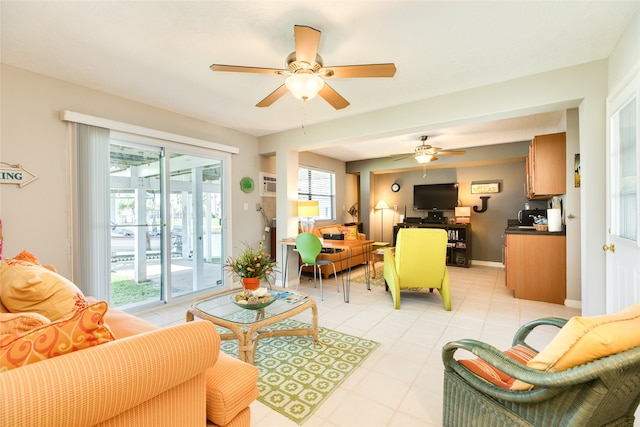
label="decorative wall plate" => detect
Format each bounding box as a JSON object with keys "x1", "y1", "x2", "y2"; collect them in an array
[{"x1": 240, "y1": 177, "x2": 254, "y2": 193}]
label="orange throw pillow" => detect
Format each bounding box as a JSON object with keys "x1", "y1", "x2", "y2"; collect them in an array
[
  {"x1": 511, "y1": 302, "x2": 640, "y2": 390},
  {"x1": 0, "y1": 256, "x2": 88, "y2": 321},
  {"x1": 0, "y1": 301, "x2": 114, "y2": 372},
  {"x1": 459, "y1": 344, "x2": 538, "y2": 389}
]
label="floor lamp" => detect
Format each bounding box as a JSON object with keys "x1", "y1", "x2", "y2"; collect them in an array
[
  {"x1": 375, "y1": 200, "x2": 389, "y2": 242},
  {"x1": 298, "y1": 200, "x2": 319, "y2": 233}
]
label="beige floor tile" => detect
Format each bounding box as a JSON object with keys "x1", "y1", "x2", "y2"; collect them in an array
[{"x1": 135, "y1": 264, "x2": 586, "y2": 427}]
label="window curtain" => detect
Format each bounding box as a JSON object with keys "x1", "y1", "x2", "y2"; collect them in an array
[{"x1": 76, "y1": 124, "x2": 111, "y2": 301}]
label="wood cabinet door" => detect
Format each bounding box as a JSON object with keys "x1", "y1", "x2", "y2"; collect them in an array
[
  {"x1": 527, "y1": 132, "x2": 566, "y2": 199},
  {"x1": 505, "y1": 234, "x2": 566, "y2": 304}
]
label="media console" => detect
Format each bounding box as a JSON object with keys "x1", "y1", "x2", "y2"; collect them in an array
[{"x1": 392, "y1": 223, "x2": 471, "y2": 268}]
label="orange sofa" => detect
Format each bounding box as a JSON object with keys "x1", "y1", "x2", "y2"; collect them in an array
[
  {"x1": 309, "y1": 224, "x2": 369, "y2": 278},
  {"x1": 0, "y1": 297, "x2": 259, "y2": 427}
]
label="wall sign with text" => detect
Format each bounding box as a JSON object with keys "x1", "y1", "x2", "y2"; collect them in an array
[
  {"x1": 470, "y1": 181, "x2": 501, "y2": 194},
  {"x1": 0, "y1": 162, "x2": 39, "y2": 188}
]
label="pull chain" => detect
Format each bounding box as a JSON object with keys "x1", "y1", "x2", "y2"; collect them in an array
[{"x1": 300, "y1": 100, "x2": 307, "y2": 134}]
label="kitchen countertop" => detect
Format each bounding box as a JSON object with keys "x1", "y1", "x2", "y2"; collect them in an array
[{"x1": 504, "y1": 226, "x2": 566, "y2": 235}]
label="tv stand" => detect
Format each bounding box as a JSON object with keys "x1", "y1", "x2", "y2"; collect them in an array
[{"x1": 392, "y1": 223, "x2": 471, "y2": 268}]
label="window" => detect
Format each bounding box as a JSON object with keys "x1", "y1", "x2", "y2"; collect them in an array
[{"x1": 298, "y1": 166, "x2": 335, "y2": 220}]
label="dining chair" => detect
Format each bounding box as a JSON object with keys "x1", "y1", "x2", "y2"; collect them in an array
[{"x1": 295, "y1": 232, "x2": 339, "y2": 301}]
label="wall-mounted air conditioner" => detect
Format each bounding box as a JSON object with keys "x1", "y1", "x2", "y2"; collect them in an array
[{"x1": 259, "y1": 172, "x2": 276, "y2": 197}]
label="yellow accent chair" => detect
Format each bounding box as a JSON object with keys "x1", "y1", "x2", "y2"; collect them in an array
[{"x1": 383, "y1": 228, "x2": 451, "y2": 310}]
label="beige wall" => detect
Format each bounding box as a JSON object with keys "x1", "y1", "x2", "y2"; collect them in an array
[
  {"x1": 0, "y1": 65, "x2": 262, "y2": 279},
  {"x1": 262, "y1": 60, "x2": 609, "y2": 312}
]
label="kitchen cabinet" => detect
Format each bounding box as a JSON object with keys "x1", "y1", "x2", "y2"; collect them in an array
[
  {"x1": 526, "y1": 132, "x2": 566, "y2": 199},
  {"x1": 505, "y1": 232, "x2": 566, "y2": 304}
]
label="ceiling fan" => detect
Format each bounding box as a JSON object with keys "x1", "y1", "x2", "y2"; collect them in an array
[
  {"x1": 210, "y1": 25, "x2": 396, "y2": 110},
  {"x1": 397, "y1": 136, "x2": 467, "y2": 164}
]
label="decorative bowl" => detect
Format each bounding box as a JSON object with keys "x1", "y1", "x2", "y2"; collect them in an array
[{"x1": 231, "y1": 289, "x2": 280, "y2": 310}]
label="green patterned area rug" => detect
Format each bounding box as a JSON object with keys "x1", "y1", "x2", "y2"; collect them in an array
[
  {"x1": 352, "y1": 263, "x2": 386, "y2": 287},
  {"x1": 217, "y1": 319, "x2": 379, "y2": 424}
]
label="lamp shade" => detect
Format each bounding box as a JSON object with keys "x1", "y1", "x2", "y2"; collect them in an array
[
  {"x1": 375, "y1": 200, "x2": 389, "y2": 210},
  {"x1": 455, "y1": 207, "x2": 471, "y2": 217},
  {"x1": 455, "y1": 206, "x2": 471, "y2": 224},
  {"x1": 298, "y1": 200, "x2": 319, "y2": 217},
  {"x1": 285, "y1": 73, "x2": 325, "y2": 101}
]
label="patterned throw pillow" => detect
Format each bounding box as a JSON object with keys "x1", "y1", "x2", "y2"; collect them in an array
[
  {"x1": 340, "y1": 225, "x2": 359, "y2": 240},
  {"x1": 0, "y1": 254, "x2": 88, "y2": 321},
  {"x1": 0, "y1": 312, "x2": 50, "y2": 334},
  {"x1": 0, "y1": 301, "x2": 114, "y2": 372}
]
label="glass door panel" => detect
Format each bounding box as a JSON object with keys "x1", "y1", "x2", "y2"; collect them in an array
[
  {"x1": 169, "y1": 152, "x2": 224, "y2": 298},
  {"x1": 109, "y1": 142, "x2": 163, "y2": 308}
]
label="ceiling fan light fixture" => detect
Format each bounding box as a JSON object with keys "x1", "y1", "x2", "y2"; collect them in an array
[
  {"x1": 285, "y1": 73, "x2": 324, "y2": 101},
  {"x1": 415, "y1": 153, "x2": 433, "y2": 164}
]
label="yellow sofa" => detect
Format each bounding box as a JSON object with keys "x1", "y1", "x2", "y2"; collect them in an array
[
  {"x1": 0, "y1": 297, "x2": 259, "y2": 427},
  {"x1": 310, "y1": 224, "x2": 369, "y2": 278}
]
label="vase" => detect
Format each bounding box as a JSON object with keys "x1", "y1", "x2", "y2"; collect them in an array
[{"x1": 242, "y1": 277, "x2": 260, "y2": 291}]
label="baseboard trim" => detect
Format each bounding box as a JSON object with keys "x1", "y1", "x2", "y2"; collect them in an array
[
  {"x1": 565, "y1": 299, "x2": 582, "y2": 309},
  {"x1": 470, "y1": 260, "x2": 504, "y2": 268}
]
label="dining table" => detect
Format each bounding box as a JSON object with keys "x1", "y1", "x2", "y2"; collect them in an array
[{"x1": 278, "y1": 237, "x2": 374, "y2": 303}]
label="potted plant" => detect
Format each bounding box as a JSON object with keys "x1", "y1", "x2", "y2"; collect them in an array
[{"x1": 224, "y1": 241, "x2": 277, "y2": 290}]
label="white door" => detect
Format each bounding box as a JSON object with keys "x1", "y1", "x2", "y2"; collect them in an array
[{"x1": 606, "y1": 72, "x2": 640, "y2": 314}]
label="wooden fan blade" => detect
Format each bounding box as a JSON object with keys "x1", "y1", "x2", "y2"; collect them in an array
[
  {"x1": 256, "y1": 84, "x2": 289, "y2": 108},
  {"x1": 394, "y1": 154, "x2": 414, "y2": 161},
  {"x1": 210, "y1": 64, "x2": 285, "y2": 74},
  {"x1": 318, "y1": 83, "x2": 350, "y2": 110},
  {"x1": 437, "y1": 150, "x2": 466, "y2": 155},
  {"x1": 323, "y1": 63, "x2": 396, "y2": 78},
  {"x1": 294, "y1": 25, "x2": 321, "y2": 65}
]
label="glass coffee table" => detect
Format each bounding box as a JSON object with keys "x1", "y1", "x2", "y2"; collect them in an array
[{"x1": 186, "y1": 288, "x2": 318, "y2": 364}]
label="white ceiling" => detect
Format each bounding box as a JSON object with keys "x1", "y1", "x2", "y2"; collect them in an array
[{"x1": 2, "y1": 1, "x2": 638, "y2": 162}]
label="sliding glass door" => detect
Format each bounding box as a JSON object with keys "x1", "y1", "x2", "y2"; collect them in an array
[{"x1": 108, "y1": 141, "x2": 224, "y2": 309}]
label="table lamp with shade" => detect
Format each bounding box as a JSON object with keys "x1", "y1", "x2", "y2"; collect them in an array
[
  {"x1": 455, "y1": 206, "x2": 471, "y2": 224},
  {"x1": 298, "y1": 200, "x2": 319, "y2": 233},
  {"x1": 375, "y1": 200, "x2": 390, "y2": 241}
]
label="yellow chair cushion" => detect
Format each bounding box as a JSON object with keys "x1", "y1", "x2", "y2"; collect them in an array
[
  {"x1": 0, "y1": 301, "x2": 114, "y2": 372},
  {"x1": 511, "y1": 302, "x2": 640, "y2": 390},
  {"x1": 0, "y1": 256, "x2": 88, "y2": 321},
  {"x1": 0, "y1": 312, "x2": 50, "y2": 334}
]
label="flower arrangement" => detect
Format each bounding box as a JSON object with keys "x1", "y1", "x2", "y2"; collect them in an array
[
  {"x1": 347, "y1": 202, "x2": 358, "y2": 222},
  {"x1": 224, "y1": 241, "x2": 277, "y2": 280}
]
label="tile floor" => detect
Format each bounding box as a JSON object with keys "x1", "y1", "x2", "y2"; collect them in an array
[{"x1": 137, "y1": 264, "x2": 581, "y2": 427}]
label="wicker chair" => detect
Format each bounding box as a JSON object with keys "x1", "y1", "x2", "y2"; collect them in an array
[{"x1": 442, "y1": 317, "x2": 640, "y2": 427}]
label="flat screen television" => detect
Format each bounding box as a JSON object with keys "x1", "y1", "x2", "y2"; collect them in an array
[{"x1": 413, "y1": 183, "x2": 459, "y2": 211}]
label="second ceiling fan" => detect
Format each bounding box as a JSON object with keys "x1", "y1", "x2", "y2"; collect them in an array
[
  {"x1": 397, "y1": 136, "x2": 467, "y2": 164},
  {"x1": 210, "y1": 25, "x2": 396, "y2": 110}
]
